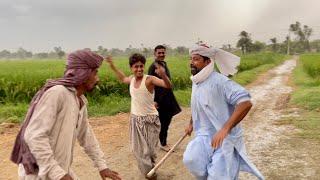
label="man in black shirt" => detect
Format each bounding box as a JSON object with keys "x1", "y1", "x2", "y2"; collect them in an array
[{"x1": 148, "y1": 45, "x2": 181, "y2": 152}]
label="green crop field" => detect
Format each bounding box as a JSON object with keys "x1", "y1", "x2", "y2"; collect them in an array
[
  {"x1": 0, "y1": 52, "x2": 288, "y2": 123},
  {"x1": 300, "y1": 54, "x2": 320, "y2": 80},
  {"x1": 287, "y1": 54, "x2": 320, "y2": 140}
]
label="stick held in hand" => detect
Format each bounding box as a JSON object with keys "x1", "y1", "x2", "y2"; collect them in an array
[{"x1": 146, "y1": 133, "x2": 188, "y2": 178}]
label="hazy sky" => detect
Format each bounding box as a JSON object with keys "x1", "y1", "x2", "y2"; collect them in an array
[{"x1": 1, "y1": 0, "x2": 320, "y2": 52}]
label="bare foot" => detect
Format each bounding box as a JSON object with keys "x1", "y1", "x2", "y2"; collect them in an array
[
  {"x1": 160, "y1": 145, "x2": 172, "y2": 152},
  {"x1": 145, "y1": 173, "x2": 157, "y2": 180}
]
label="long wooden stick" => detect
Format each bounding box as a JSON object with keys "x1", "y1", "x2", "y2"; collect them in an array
[{"x1": 147, "y1": 133, "x2": 188, "y2": 178}]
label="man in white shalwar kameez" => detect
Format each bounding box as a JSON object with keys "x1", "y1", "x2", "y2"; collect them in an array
[
  {"x1": 11, "y1": 49, "x2": 121, "y2": 180},
  {"x1": 183, "y1": 44, "x2": 264, "y2": 180}
]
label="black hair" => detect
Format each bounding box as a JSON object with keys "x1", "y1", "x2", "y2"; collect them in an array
[
  {"x1": 129, "y1": 53, "x2": 146, "y2": 67},
  {"x1": 154, "y1": 45, "x2": 166, "y2": 52}
]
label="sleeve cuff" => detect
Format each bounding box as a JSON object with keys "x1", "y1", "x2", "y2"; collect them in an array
[
  {"x1": 97, "y1": 162, "x2": 108, "y2": 171},
  {"x1": 48, "y1": 164, "x2": 67, "y2": 180},
  {"x1": 236, "y1": 96, "x2": 251, "y2": 105}
]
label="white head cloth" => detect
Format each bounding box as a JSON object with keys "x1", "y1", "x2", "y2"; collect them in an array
[
  {"x1": 190, "y1": 44, "x2": 240, "y2": 76},
  {"x1": 189, "y1": 45, "x2": 240, "y2": 84}
]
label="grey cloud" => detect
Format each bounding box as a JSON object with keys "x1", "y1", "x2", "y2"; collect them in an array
[{"x1": 0, "y1": 0, "x2": 319, "y2": 52}]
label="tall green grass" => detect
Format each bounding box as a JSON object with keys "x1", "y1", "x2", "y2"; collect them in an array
[
  {"x1": 288, "y1": 54, "x2": 320, "y2": 140},
  {"x1": 300, "y1": 54, "x2": 320, "y2": 80}
]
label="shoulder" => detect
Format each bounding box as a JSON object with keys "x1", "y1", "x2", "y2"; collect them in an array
[
  {"x1": 45, "y1": 85, "x2": 70, "y2": 96},
  {"x1": 146, "y1": 74, "x2": 154, "y2": 81},
  {"x1": 148, "y1": 61, "x2": 156, "y2": 68},
  {"x1": 208, "y1": 72, "x2": 244, "y2": 91},
  {"x1": 208, "y1": 72, "x2": 230, "y2": 84},
  {"x1": 36, "y1": 85, "x2": 71, "y2": 106}
]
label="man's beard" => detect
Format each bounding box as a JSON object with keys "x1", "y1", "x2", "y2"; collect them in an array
[
  {"x1": 86, "y1": 83, "x2": 98, "y2": 92},
  {"x1": 190, "y1": 65, "x2": 202, "y2": 75}
]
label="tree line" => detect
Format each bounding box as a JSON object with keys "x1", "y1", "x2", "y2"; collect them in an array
[
  {"x1": 1, "y1": 21, "x2": 319, "y2": 59},
  {"x1": 235, "y1": 21, "x2": 320, "y2": 54},
  {"x1": 0, "y1": 45, "x2": 189, "y2": 59}
]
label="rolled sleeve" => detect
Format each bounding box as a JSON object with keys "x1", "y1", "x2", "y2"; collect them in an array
[
  {"x1": 47, "y1": 165, "x2": 67, "y2": 180},
  {"x1": 223, "y1": 79, "x2": 251, "y2": 106},
  {"x1": 236, "y1": 96, "x2": 251, "y2": 105}
]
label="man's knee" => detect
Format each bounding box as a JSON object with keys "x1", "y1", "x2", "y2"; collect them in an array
[{"x1": 183, "y1": 151, "x2": 207, "y2": 177}]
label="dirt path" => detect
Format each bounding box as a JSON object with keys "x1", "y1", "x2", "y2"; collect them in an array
[{"x1": 1, "y1": 58, "x2": 319, "y2": 179}]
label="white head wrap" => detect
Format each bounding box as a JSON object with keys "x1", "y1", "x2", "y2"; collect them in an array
[{"x1": 189, "y1": 44, "x2": 240, "y2": 84}]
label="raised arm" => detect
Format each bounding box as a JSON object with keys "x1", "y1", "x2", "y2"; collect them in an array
[{"x1": 105, "y1": 56, "x2": 131, "y2": 84}]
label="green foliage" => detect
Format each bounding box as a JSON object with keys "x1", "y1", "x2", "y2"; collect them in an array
[
  {"x1": 87, "y1": 94, "x2": 130, "y2": 117},
  {"x1": 288, "y1": 55, "x2": 320, "y2": 140},
  {"x1": 300, "y1": 54, "x2": 320, "y2": 79},
  {"x1": 0, "y1": 103, "x2": 28, "y2": 123},
  {"x1": 291, "y1": 54, "x2": 320, "y2": 110},
  {"x1": 174, "y1": 88, "x2": 192, "y2": 107},
  {"x1": 237, "y1": 53, "x2": 287, "y2": 72}
]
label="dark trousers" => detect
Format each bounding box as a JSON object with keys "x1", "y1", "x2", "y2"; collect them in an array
[{"x1": 158, "y1": 109, "x2": 173, "y2": 146}]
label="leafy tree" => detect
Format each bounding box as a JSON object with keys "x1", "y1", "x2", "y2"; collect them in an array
[
  {"x1": 175, "y1": 46, "x2": 188, "y2": 55},
  {"x1": 289, "y1": 21, "x2": 313, "y2": 52},
  {"x1": 0, "y1": 50, "x2": 11, "y2": 59},
  {"x1": 97, "y1": 46, "x2": 108, "y2": 57},
  {"x1": 53, "y1": 47, "x2": 65, "y2": 59},
  {"x1": 250, "y1": 41, "x2": 266, "y2": 52},
  {"x1": 270, "y1": 38, "x2": 278, "y2": 52},
  {"x1": 16, "y1": 48, "x2": 32, "y2": 59},
  {"x1": 236, "y1": 31, "x2": 253, "y2": 54},
  {"x1": 34, "y1": 53, "x2": 49, "y2": 59}
]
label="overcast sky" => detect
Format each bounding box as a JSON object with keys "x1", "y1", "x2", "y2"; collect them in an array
[{"x1": 1, "y1": 0, "x2": 320, "y2": 52}]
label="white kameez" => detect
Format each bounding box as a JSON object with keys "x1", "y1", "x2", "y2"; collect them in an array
[
  {"x1": 19, "y1": 85, "x2": 107, "y2": 180},
  {"x1": 183, "y1": 72, "x2": 264, "y2": 180}
]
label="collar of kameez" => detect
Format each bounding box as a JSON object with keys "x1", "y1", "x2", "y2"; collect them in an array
[
  {"x1": 190, "y1": 61, "x2": 214, "y2": 84},
  {"x1": 66, "y1": 86, "x2": 88, "y2": 105}
]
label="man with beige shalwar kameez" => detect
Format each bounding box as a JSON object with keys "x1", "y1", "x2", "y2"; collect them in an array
[{"x1": 11, "y1": 49, "x2": 121, "y2": 180}]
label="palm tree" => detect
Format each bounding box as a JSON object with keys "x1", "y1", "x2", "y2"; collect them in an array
[
  {"x1": 270, "y1": 38, "x2": 277, "y2": 52},
  {"x1": 237, "y1": 31, "x2": 252, "y2": 54},
  {"x1": 289, "y1": 21, "x2": 313, "y2": 52}
]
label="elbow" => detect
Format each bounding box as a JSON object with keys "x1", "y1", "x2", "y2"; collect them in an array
[
  {"x1": 238, "y1": 100, "x2": 252, "y2": 111},
  {"x1": 245, "y1": 101, "x2": 253, "y2": 111},
  {"x1": 24, "y1": 130, "x2": 33, "y2": 146},
  {"x1": 119, "y1": 77, "x2": 126, "y2": 83}
]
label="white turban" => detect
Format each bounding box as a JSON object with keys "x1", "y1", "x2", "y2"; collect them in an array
[{"x1": 189, "y1": 45, "x2": 240, "y2": 76}]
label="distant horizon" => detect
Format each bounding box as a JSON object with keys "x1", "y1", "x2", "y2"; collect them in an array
[{"x1": 2, "y1": 37, "x2": 320, "y2": 54}]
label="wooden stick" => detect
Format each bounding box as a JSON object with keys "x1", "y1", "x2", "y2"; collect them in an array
[{"x1": 146, "y1": 133, "x2": 188, "y2": 178}]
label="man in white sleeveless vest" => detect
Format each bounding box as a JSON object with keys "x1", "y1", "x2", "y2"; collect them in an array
[{"x1": 106, "y1": 53, "x2": 172, "y2": 179}]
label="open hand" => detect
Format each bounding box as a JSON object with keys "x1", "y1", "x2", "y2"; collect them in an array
[
  {"x1": 105, "y1": 56, "x2": 113, "y2": 65},
  {"x1": 155, "y1": 63, "x2": 166, "y2": 77},
  {"x1": 99, "y1": 168, "x2": 121, "y2": 180},
  {"x1": 60, "y1": 174, "x2": 73, "y2": 180},
  {"x1": 211, "y1": 128, "x2": 228, "y2": 149},
  {"x1": 185, "y1": 123, "x2": 193, "y2": 136}
]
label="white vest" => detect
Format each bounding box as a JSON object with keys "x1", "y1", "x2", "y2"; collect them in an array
[{"x1": 130, "y1": 75, "x2": 158, "y2": 116}]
